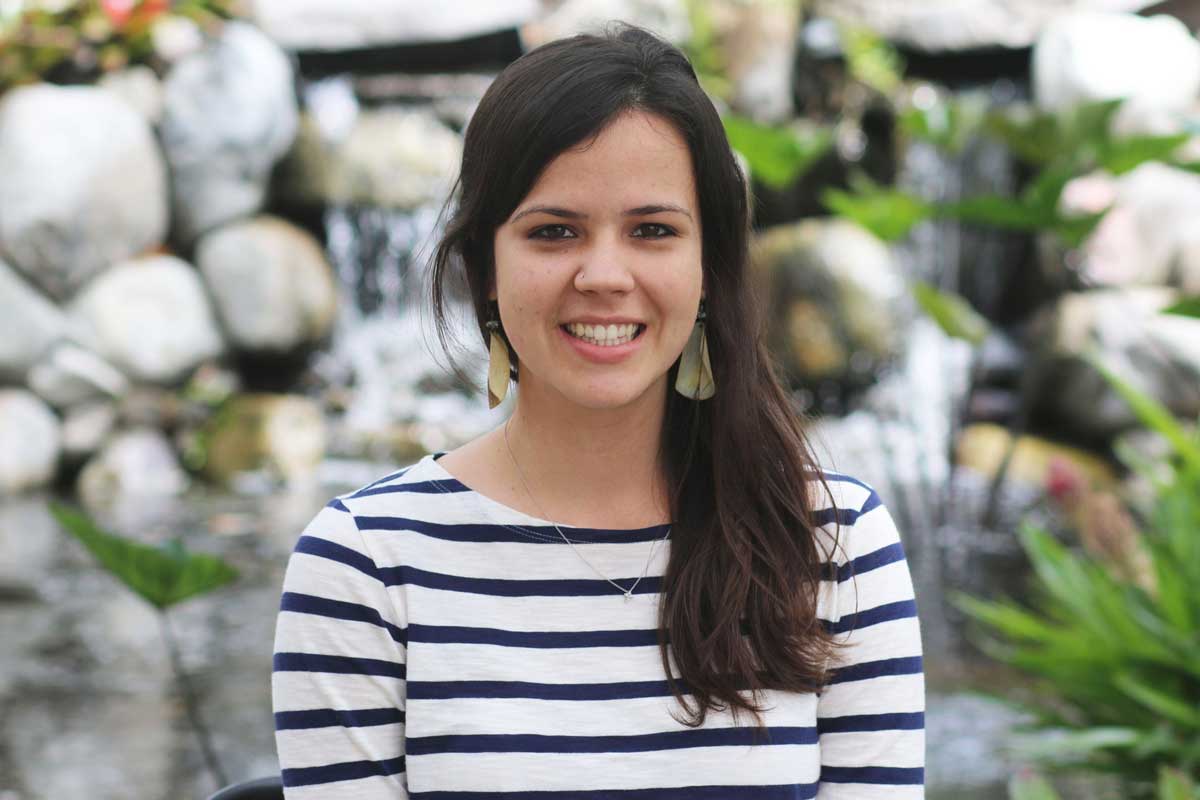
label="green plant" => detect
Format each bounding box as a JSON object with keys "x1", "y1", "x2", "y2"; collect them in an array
[
  {"x1": 957, "y1": 363, "x2": 1200, "y2": 796},
  {"x1": 52, "y1": 502, "x2": 238, "y2": 789},
  {"x1": 0, "y1": 0, "x2": 241, "y2": 93},
  {"x1": 724, "y1": 115, "x2": 833, "y2": 190},
  {"x1": 828, "y1": 95, "x2": 1194, "y2": 247},
  {"x1": 1008, "y1": 767, "x2": 1200, "y2": 800}
]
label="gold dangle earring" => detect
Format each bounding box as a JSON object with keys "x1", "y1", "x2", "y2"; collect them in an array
[
  {"x1": 485, "y1": 308, "x2": 511, "y2": 409},
  {"x1": 675, "y1": 298, "x2": 715, "y2": 400}
]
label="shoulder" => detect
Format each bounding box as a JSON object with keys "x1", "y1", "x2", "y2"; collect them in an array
[
  {"x1": 806, "y1": 468, "x2": 902, "y2": 566},
  {"x1": 328, "y1": 452, "x2": 465, "y2": 516}
]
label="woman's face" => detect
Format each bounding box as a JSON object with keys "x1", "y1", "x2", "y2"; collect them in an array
[{"x1": 491, "y1": 110, "x2": 704, "y2": 414}]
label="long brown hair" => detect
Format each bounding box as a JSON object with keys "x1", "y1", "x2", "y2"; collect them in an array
[{"x1": 429, "y1": 24, "x2": 842, "y2": 727}]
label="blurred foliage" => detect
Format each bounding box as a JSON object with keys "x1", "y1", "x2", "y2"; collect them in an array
[
  {"x1": 1009, "y1": 768, "x2": 1200, "y2": 800},
  {"x1": 1164, "y1": 298, "x2": 1200, "y2": 319},
  {"x1": 825, "y1": 97, "x2": 1188, "y2": 245},
  {"x1": 681, "y1": 0, "x2": 730, "y2": 99},
  {"x1": 839, "y1": 23, "x2": 904, "y2": 97},
  {"x1": 724, "y1": 115, "x2": 832, "y2": 190},
  {"x1": 956, "y1": 362, "x2": 1200, "y2": 796},
  {"x1": 911, "y1": 280, "x2": 990, "y2": 345},
  {"x1": 51, "y1": 502, "x2": 237, "y2": 609},
  {"x1": 822, "y1": 173, "x2": 930, "y2": 241},
  {"x1": 899, "y1": 92, "x2": 989, "y2": 156},
  {"x1": 0, "y1": 0, "x2": 243, "y2": 94}
]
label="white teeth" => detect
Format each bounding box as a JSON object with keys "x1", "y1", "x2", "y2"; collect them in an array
[{"x1": 565, "y1": 322, "x2": 641, "y2": 346}]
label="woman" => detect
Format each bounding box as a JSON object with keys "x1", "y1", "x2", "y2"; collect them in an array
[{"x1": 273, "y1": 24, "x2": 924, "y2": 799}]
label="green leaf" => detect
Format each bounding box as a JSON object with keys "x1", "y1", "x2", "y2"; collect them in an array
[
  {"x1": 911, "y1": 281, "x2": 990, "y2": 345},
  {"x1": 1100, "y1": 133, "x2": 1191, "y2": 176},
  {"x1": 723, "y1": 116, "x2": 832, "y2": 190},
  {"x1": 51, "y1": 503, "x2": 238, "y2": 609},
  {"x1": 839, "y1": 24, "x2": 904, "y2": 96},
  {"x1": 1085, "y1": 355, "x2": 1200, "y2": 472},
  {"x1": 1114, "y1": 673, "x2": 1200, "y2": 728},
  {"x1": 1159, "y1": 767, "x2": 1199, "y2": 800},
  {"x1": 1008, "y1": 772, "x2": 1061, "y2": 800},
  {"x1": 899, "y1": 94, "x2": 988, "y2": 155},
  {"x1": 822, "y1": 176, "x2": 933, "y2": 241},
  {"x1": 1163, "y1": 297, "x2": 1200, "y2": 319}
]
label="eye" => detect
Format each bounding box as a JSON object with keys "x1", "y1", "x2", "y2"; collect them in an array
[
  {"x1": 632, "y1": 223, "x2": 677, "y2": 239},
  {"x1": 529, "y1": 224, "x2": 576, "y2": 241}
]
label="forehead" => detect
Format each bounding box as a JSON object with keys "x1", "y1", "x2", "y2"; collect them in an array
[{"x1": 520, "y1": 111, "x2": 697, "y2": 209}]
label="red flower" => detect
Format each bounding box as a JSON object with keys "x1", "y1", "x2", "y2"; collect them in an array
[
  {"x1": 100, "y1": 0, "x2": 138, "y2": 28},
  {"x1": 102, "y1": 0, "x2": 170, "y2": 30}
]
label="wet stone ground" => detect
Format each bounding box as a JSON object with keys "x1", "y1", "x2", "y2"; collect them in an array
[{"x1": 1, "y1": 474, "x2": 1045, "y2": 800}]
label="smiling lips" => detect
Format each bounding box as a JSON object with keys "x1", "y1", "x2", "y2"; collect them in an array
[{"x1": 562, "y1": 322, "x2": 645, "y2": 346}]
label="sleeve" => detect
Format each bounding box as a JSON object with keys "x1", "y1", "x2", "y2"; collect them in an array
[
  {"x1": 272, "y1": 499, "x2": 409, "y2": 799},
  {"x1": 816, "y1": 490, "x2": 925, "y2": 799}
]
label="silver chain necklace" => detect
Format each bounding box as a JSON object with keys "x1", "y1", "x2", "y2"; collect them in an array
[{"x1": 502, "y1": 419, "x2": 671, "y2": 602}]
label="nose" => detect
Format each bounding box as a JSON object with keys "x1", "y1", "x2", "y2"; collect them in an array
[{"x1": 573, "y1": 235, "x2": 636, "y2": 295}]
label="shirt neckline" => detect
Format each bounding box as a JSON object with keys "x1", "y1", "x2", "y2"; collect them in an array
[{"x1": 422, "y1": 451, "x2": 673, "y2": 537}]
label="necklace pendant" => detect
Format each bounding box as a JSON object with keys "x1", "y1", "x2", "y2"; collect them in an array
[{"x1": 623, "y1": 591, "x2": 632, "y2": 602}]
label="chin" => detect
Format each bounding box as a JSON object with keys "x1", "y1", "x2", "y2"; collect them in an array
[{"x1": 560, "y1": 379, "x2": 665, "y2": 412}]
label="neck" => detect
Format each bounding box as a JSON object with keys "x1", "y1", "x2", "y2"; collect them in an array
[{"x1": 501, "y1": 379, "x2": 670, "y2": 526}]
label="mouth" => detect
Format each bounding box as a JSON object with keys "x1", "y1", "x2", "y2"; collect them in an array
[{"x1": 560, "y1": 322, "x2": 646, "y2": 347}]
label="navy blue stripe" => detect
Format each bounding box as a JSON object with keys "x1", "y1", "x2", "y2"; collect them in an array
[
  {"x1": 352, "y1": 479, "x2": 471, "y2": 498},
  {"x1": 275, "y1": 707, "x2": 404, "y2": 730},
  {"x1": 828, "y1": 656, "x2": 923, "y2": 684},
  {"x1": 408, "y1": 678, "x2": 679, "y2": 701},
  {"x1": 280, "y1": 592, "x2": 406, "y2": 644},
  {"x1": 858, "y1": 490, "x2": 882, "y2": 515},
  {"x1": 407, "y1": 726, "x2": 817, "y2": 756},
  {"x1": 817, "y1": 711, "x2": 924, "y2": 734},
  {"x1": 351, "y1": 465, "x2": 414, "y2": 496},
  {"x1": 819, "y1": 472, "x2": 876, "y2": 493},
  {"x1": 328, "y1": 498, "x2": 351, "y2": 513},
  {"x1": 380, "y1": 565, "x2": 663, "y2": 597},
  {"x1": 293, "y1": 536, "x2": 380, "y2": 581},
  {"x1": 412, "y1": 784, "x2": 817, "y2": 799},
  {"x1": 273, "y1": 652, "x2": 406, "y2": 679},
  {"x1": 810, "y1": 506, "x2": 866, "y2": 527},
  {"x1": 408, "y1": 623, "x2": 659, "y2": 648},
  {"x1": 820, "y1": 766, "x2": 924, "y2": 785},
  {"x1": 831, "y1": 542, "x2": 907, "y2": 582},
  {"x1": 358, "y1": 515, "x2": 672, "y2": 544},
  {"x1": 827, "y1": 599, "x2": 918, "y2": 635},
  {"x1": 281, "y1": 755, "x2": 405, "y2": 787}
]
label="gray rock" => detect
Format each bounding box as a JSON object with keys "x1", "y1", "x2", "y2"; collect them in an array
[
  {"x1": 196, "y1": 216, "x2": 338, "y2": 352},
  {"x1": 77, "y1": 428, "x2": 189, "y2": 502},
  {"x1": 1034, "y1": 287, "x2": 1200, "y2": 438},
  {"x1": 160, "y1": 21, "x2": 298, "y2": 241},
  {"x1": 97, "y1": 65, "x2": 164, "y2": 125},
  {"x1": 522, "y1": 0, "x2": 690, "y2": 48},
  {"x1": 203, "y1": 394, "x2": 326, "y2": 486},
  {"x1": 1034, "y1": 12, "x2": 1200, "y2": 135},
  {"x1": 276, "y1": 107, "x2": 462, "y2": 209},
  {"x1": 721, "y1": 1, "x2": 799, "y2": 124},
  {"x1": 61, "y1": 401, "x2": 119, "y2": 462},
  {"x1": 812, "y1": 0, "x2": 1157, "y2": 52},
  {"x1": 0, "y1": 84, "x2": 168, "y2": 300},
  {"x1": 253, "y1": 0, "x2": 537, "y2": 50},
  {"x1": 1168, "y1": 227, "x2": 1200, "y2": 296},
  {"x1": 67, "y1": 255, "x2": 224, "y2": 385},
  {"x1": 1069, "y1": 164, "x2": 1200, "y2": 289},
  {"x1": 753, "y1": 218, "x2": 908, "y2": 387},
  {"x1": 0, "y1": 258, "x2": 67, "y2": 382},
  {"x1": 0, "y1": 390, "x2": 61, "y2": 494},
  {"x1": 27, "y1": 342, "x2": 130, "y2": 408}
]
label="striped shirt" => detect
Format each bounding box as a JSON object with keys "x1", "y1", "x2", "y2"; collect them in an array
[{"x1": 272, "y1": 452, "x2": 925, "y2": 798}]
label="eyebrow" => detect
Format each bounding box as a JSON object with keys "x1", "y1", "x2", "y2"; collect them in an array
[{"x1": 509, "y1": 203, "x2": 693, "y2": 223}]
